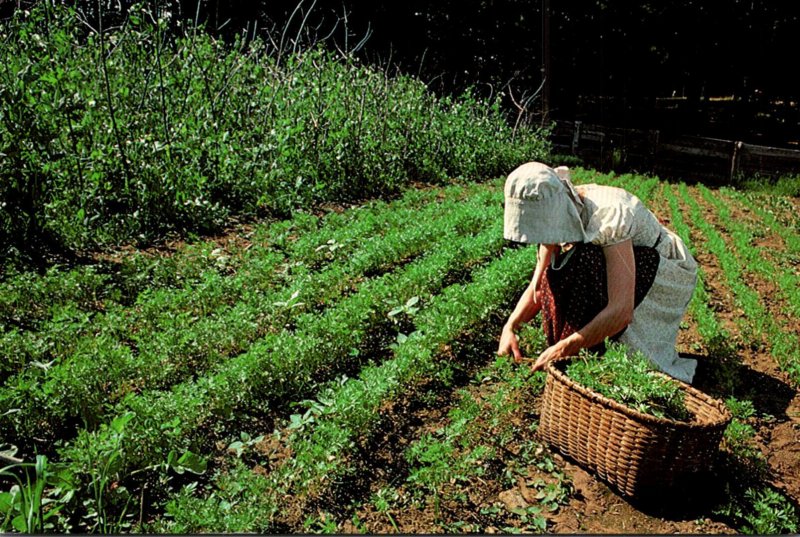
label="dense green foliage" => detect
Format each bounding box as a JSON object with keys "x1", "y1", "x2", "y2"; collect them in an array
[
  {"x1": 565, "y1": 341, "x2": 692, "y2": 422},
  {"x1": 737, "y1": 175, "x2": 800, "y2": 198},
  {"x1": 0, "y1": 2, "x2": 549, "y2": 264},
  {"x1": 7, "y1": 0, "x2": 799, "y2": 144}
]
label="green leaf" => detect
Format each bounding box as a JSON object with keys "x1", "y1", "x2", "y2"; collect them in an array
[
  {"x1": 0, "y1": 491, "x2": 14, "y2": 513},
  {"x1": 160, "y1": 417, "x2": 181, "y2": 431},
  {"x1": 228, "y1": 441, "x2": 244, "y2": 457},
  {"x1": 288, "y1": 414, "x2": 304, "y2": 429},
  {"x1": 168, "y1": 450, "x2": 207, "y2": 475},
  {"x1": 110, "y1": 412, "x2": 135, "y2": 434},
  {"x1": 12, "y1": 513, "x2": 27, "y2": 532},
  {"x1": 176, "y1": 451, "x2": 207, "y2": 475},
  {"x1": 39, "y1": 72, "x2": 57, "y2": 86}
]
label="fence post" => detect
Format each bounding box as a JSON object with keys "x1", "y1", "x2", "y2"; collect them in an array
[
  {"x1": 730, "y1": 141, "x2": 743, "y2": 182},
  {"x1": 572, "y1": 121, "x2": 582, "y2": 155},
  {"x1": 650, "y1": 129, "x2": 660, "y2": 173}
]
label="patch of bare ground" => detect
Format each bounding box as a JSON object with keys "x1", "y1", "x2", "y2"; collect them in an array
[
  {"x1": 547, "y1": 460, "x2": 736, "y2": 535},
  {"x1": 683, "y1": 185, "x2": 800, "y2": 505}
]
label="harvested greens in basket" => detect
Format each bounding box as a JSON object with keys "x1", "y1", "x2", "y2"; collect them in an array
[{"x1": 565, "y1": 341, "x2": 693, "y2": 422}]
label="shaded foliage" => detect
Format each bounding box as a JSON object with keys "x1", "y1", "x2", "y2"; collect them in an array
[
  {"x1": 140, "y1": 1, "x2": 800, "y2": 134},
  {"x1": 0, "y1": 2, "x2": 549, "y2": 267}
]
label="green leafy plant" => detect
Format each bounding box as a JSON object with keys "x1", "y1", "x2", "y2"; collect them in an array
[
  {"x1": 503, "y1": 505, "x2": 547, "y2": 534},
  {"x1": 720, "y1": 397, "x2": 767, "y2": 477},
  {"x1": 716, "y1": 486, "x2": 799, "y2": 535},
  {"x1": 685, "y1": 183, "x2": 800, "y2": 386},
  {"x1": 371, "y1": 487, "x2": 401, "y2": 533},
  {"x1": 0, "y1": 455, "x2": 74, "y2": 533},
  {"x1": 0, "y1": 2, "x2": 549, "y2": 262},
  {"x1": 303, "y1": 511, "x2": 339, "y2": 534},
  {"x1": 227, "y1": 433, "x2": 266, "y2": 459},
  {"x1": 565, "y1": 341, "x2": 692, "y2": 421}
]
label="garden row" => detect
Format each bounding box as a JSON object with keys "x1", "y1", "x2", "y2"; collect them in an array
[
  {"x1": 0, "y1": 182, "x2": 499, "y2": 445},
  {"x1": 4, "y1": 171, "x2": 798, "y2": 534},
  {"x1": 2, "y1": 178, "x2": 526, "y2": 532},
  {"x1": 159, "y1": 238, "x2": 545, "y2": 533},
  {"x1": 680, "y1": 183, "x2": 800, "y2": 384},
  {"x1": 662, "y1": 181, "x2": 799, "y2": 533}
]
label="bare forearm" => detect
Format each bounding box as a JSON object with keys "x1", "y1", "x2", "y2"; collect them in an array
[
  {"x1": 505, "y1": 282, "x2": 541, "y2": 330},
  {"x1": 559, "y1": 304, "x2": 632, "y2": 355}
]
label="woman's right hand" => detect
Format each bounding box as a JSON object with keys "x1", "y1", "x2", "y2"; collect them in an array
[{"x1": 498, "y1": 324, "x2": 523, "y2": 363}]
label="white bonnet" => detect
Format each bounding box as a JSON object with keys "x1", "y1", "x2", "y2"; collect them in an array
[{"x1": 503, "y1": 162, "x2": 586, "y2": 244}]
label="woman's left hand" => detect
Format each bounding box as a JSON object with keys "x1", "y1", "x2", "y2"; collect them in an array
[{"x1": 531, "y1": 340, "x2": 570, "y2": 372}]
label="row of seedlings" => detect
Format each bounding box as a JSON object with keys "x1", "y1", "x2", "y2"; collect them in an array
[
  {"x1": 717, "y1": 187, "x2": 800, "y2": 316},
  {"x1": 0, "y1": 185, "x2": 501, "y2": 448},
  {"x1": 700, "y1": 185, "x2": 800, "y2": 319},
  {"x1": 1, "y1": 180, "x2": 492, "y2": 378},
  {"x1": 686, "y1": 184, "x2": 800, "y2": 384},
  {"x1": 670, "y1": 182, "x2": 799, "y2": 534},
  {"x1": 45, "y1": 204, "x2": 512, "y2": 532},
  {"x1": 158, "y1": 241, "x2": 541, "y2": 532},
  {"x1": 0, "y1": 179, "x2": 484, "y2": 380}
]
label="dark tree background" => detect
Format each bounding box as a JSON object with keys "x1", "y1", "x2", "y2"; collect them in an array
[
  {"x1": 193, "y1": 0, "x2": 800, "y2": 146},
  {"x1": 4, "y1": 0, "x2": 799, "y2": 146}
]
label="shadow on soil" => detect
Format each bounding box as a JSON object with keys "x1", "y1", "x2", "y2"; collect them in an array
[
  {"x1": 625, "y1": 351, "x2": 800, "y2": 528},
  {"x1": 686, "y1": 352, "x2": 796, "y2": 419}
]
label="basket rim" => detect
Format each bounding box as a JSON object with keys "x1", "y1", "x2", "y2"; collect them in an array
[{"x1": 545, "y1": 355, "x2": 732, "y2": 429}]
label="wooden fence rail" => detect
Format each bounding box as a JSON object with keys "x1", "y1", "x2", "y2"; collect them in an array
[{"x1": 551, "y1": 120, "x2": 800, "y2": 184}]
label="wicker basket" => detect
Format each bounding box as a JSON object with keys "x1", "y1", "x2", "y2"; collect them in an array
[{"x1": 538, "y1": 356, "x2": 732, "y2": 498}]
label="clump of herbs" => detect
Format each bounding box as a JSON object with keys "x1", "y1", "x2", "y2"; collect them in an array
[{"x1": 565, "y1": 341, "x2": 693, "y2": 422}]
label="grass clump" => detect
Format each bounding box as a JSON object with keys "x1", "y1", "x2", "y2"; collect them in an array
[
  {"x1": 736, "y1": 173, "x2": 800, "y2": 197},
  {"x1": 565, "y1": 341, "x2": 692, "y2": 422}
]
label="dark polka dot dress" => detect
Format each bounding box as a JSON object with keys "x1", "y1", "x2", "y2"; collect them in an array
[{"x1": 539, "y1": 243, "x2": 660, "y2": 354}]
